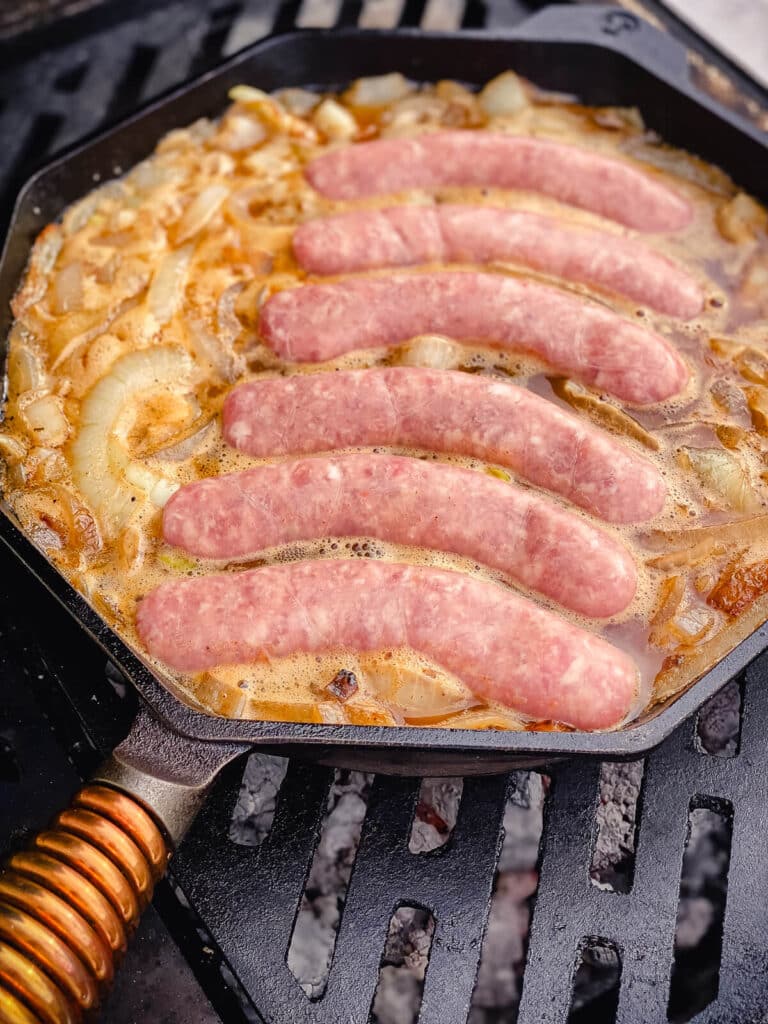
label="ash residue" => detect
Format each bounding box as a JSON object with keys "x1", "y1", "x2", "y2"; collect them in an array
[
  {"x1": 370, "y1": 906, "x2": 436, "y2": 1024},
  {"x1": 229, "y1": 752, "x2": 288, "y2": 847},
  {"x1": 469, "y1": 772, "x2": 547, "y2": 1023},
  {"x1": 590, "y1": 759, "x2": 645, "y2": 893},
  {"x1": 287, "y1": 769, "x2": 374, "y2": 998},
  {"x1": 409, "y1": 778, "x2": 463, "y2": 854}
]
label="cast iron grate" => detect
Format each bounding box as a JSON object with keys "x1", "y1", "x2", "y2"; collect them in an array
[{"x1": 1, "y1": 2, "x2": 768, "y2": 1022}]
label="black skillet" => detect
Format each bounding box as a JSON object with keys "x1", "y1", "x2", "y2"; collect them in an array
[{"x1": 0, "y1": 7, "x2": 767, "y2": 1019}]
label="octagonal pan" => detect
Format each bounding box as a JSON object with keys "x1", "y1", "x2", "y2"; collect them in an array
[{"x1": 1, "y1": 9, "x2": 768, "y2": 1013}]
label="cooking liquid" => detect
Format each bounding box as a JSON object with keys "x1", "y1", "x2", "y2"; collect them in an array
[{"x1": 3, "y1": 76, "x2": 768, "y2": 731}]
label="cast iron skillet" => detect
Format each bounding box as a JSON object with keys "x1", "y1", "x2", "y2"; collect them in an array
[{"x1": 1, "y1": 8, "x2": 767, "y2": 1017}]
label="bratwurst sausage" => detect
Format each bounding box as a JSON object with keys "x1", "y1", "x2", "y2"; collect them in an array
[
  {"x1": 293, "y1": 205, "x2": 703, "y2": 318},
  {"x1": 163, "y1": 454, "x2": 637, "y2": 617},
  {"x1": 304, "y1": 132, "x2": 693, "y2": 232},
  {"x1": 136, "y1": 560, "x2": 639, "y2": 730},
  {"x1": 223, "y1": 368, "x2": 666, "y2": 523},
  {"x1": 259, "y1": 272, "x2": 688, "y2": 403}
]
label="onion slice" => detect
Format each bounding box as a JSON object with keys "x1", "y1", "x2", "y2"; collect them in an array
[
  {"x1": 72, "y1": 347, "x2": 192, "y2": 533},
  {"x1": 147, "y1": 246, "x2": 192, "y2": 326}
]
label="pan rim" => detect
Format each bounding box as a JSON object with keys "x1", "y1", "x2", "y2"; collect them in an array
[{"x1": 2, "y1": 17, "x2": 767, "y2": 761}]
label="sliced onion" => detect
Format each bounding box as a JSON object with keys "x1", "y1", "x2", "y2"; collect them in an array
[
  {"x1": 272, "y1": 88, "x2": 320, "y2": 116},
  {"x1": 228, "y1": 85, "x2": 317, "y2": 140},
  {"x1": 8, "y1": 339, "x2": 47, "y2": 392},
  {"x1": 647, "y1": 537, "x2": 718, "y2": 571},
  {"x1": 187, "y1": 317, "x2": 244, "y2": 383},
  {"x1": 550, "y1": 377, "x2": 659, "y2": 449},
  {"x1": 51, "y1": 261, "x2": 84, "y2": 314},
  {"x1": 716, "y1": 192, "x2": 768, "y2": 244},
  {"x1": 439, "y1": 708, "x2": 525, "y2": 730},
  {"x1": 738, "y1": 349, "x2": 768, "y2": 385},
  {"x1": 130, "y1": 159, "x2": 177, "y2": 192},
  {"x1": 746, "y1": 386, "x2": 768, "y2": 434},
  {"x1": 147, "y1": 245, "x2": 192, "y2": 325},
  {"x1": 367, "y1": 661, "x2": 476, "y2": 723},
  {"x1": 153, "y1": 419, "x2": 215, "y2": 462},
  {"x1": 217, "y1": 282, "x2": 245, "y2": 346},
  {"x1": 51, "y1": 295, "x2": 142, "y2": 370},
  {"x1": 478, "y1": 71, "x2": 529, "y2": 117},
  {"x1": 710, "y1": 377, "x2": 749, "y2": 418},
  {"x1": 312, "y1": 98, "x2": 358, "y2": 141},
  {"x1": 646, "y1": 514, "x2": 768, "y2": 554},
  {"x1": 216, "y1": 112, "x2": 267, "y2": 152},
  {"x1": 343, "y1": 73, "x2": 412, "y2": 107},
  {"x1": 0, "y1": 431, "x2": 28, "y2": 463},
  {"x1": 72, "y1": 347, "x2": 192, "y2": 533},
  {"x1": 174, "y1": 185, "x2": 228, "y2": 244},
  {"x1": 21, "y1": 393, "x2": 69, "y2": 447},
  {"x1": 396, "y1": 334, "x2": 462, "y2": 370},
  {"x1": 12, "y1": 225, "x2": 62, "y2": 315},
  {"x1": 680, "y1": 446, "x2": 760, "y2": 513},
  {"x1": 740, "y1": 251, "x2": 768, "y2": 312}
]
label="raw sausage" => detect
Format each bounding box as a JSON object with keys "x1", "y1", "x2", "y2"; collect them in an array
[
  {"x1": 136, "y1": 559, "x2": 640, "y2": 730},
  {"x1": 304, "y1": 132, "x2": 693, "y2": 232},
  {"x1": 223, "y1": 368, "x2": 666, "y2": 523},
  {"x1": 163, "y1": 454, "x2": 638, "y2": 617},
  {"x1": 293, "y1": 205, "x2": 703, "y2": 318},
  {"x1": 259, "y1": 272, "x2": 689, "y2": 403}
]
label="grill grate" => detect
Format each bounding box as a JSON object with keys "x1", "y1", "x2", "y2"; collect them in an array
[{"x1": 1, "y1": 2, "x2": 768, "y2": 1022}]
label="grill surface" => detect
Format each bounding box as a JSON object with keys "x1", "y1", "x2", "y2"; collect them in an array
[{"x1": 1, "y1": 2, "x2": 768, "y2": 1022}]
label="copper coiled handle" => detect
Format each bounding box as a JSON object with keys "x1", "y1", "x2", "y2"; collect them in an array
[{"x1": 0, "y1": 784, "x2": 170, "y2": 1023}]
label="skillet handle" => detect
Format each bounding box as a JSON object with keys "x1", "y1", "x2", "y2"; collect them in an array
[
  {"x1": 0, "y1": 783, "x2": 170, "y2": 1023},
  {"x1": 0, "y1": 708, "x2": 247, "y2": 1022}
]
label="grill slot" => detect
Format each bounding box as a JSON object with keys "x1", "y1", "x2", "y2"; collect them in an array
[
  {"x1": 589, "y1": 761, "x2": 645, "y2": 895},
  {"x1": 369, "y1": 904, "x2": 436, "y2": 1024},
  {"x1": 567, "y1": 937, "x2": 622, "y2": 1024},
  {"x1": 286, "y1": 769, "x2": 374, "y2": 998},
  {"x1": 668, "y1": 798, "x2": 734, "y2": 1022},
  {"x1": 408, "y1": 778, "x2": 463, "y2": 854},
  {"x1": 229, "y1": 753, "x2": 289, "y2": 848}
]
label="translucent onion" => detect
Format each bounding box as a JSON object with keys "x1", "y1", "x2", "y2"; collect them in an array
[
  {"x1": 550, "y1": 377, "x2": 659, "y2": 449},
  {"x1": 646, "y1": 514, "x2": 768, "y2": 555},
  {"x1": 187, "y1": 317, "x2": 244, "y2": 383},
  {"x1": 228, "y1": 85, "x2": 318, "y2": 140},
  {"x1": 478, "y1": 71, "x2": 529, "y2": 117},
  {"x1": 71, "y1": 347, "x2": 192, "y2": 533},
  {"x1": 0, "y1": 431, "x2": 28, "y2": 463},
  {"x1": 343, "y1": 73, "x2": 412, "y2": 107},
  {"x1": 216, "y1": 113, "x2": 267, "y2": 152},
  {"x1": 680, "y1": 446, "x2": 760, "y2": 514},
  {"x1": 51, "y1": 295, "x2": 141, "y2": 370},
  {"x1": 152, "y1": 420, "x2": 215, "y2": 462},
  {"x1": 367, "y1": 662, "x2": 476, "y2": 723},
  {"x1": 746, "y1": 387, "x2": 768, "y2": 435},
  {"x1": 312, "y1": 98, "x2": 358, "y2": 141},
  {"x1": 217, "y1": 282, "x2": 245, "y2": 346},
  {"x1": 8, "y1": 339, "x2": 47, "y2": 392},
  {"x1": 147, "y1": 245, "x2": 192, "y2": 325},
  {"x1": 716, "y1": 192, "x2": 768, "y2": 244},
  {"x1": 396, "y1": 334, "x2": 462, "y2": 370},
  {"x1": 12, "y1": 225, "x2": 62, "y2": 314},
  {"x1": 21, "y1": 393, "x2": 69, "y2": 447},
  {"x1": 272, "y1": 88, "x2": 320, "y2": 116},
  {"x1": 174, "y1": 185, "x2": 229, "y2": 244},
  {"x1": 51, "y1": 261, "x2": 84, "y2": 314}
]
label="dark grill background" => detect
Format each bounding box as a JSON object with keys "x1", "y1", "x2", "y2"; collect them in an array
[{"x1": 1, "y1": 3, "x2": 767, "y2": 1022}]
